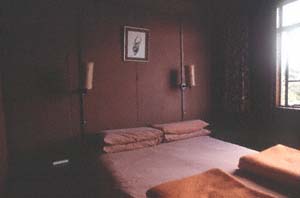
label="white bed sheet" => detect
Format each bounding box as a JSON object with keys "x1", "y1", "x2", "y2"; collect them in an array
[{"x1": 98, "y1": 136, "x2": 287, "y2": 198}]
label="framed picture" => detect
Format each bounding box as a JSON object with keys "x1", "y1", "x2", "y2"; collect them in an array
[{"x1": 124, "y1": 26, "x2": 149, "y2": 62}]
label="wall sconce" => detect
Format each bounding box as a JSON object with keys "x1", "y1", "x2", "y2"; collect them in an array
[
  {"x1": 185, "y1": 64, "x2": 196, "y2": 87},
  {"x1": 82, "y1": 61, "x2": 94, "y2": 94},
  {"x1": 80, "y1": 61, "x2": 94, "y2": 135},
  {"x1": 180, "y1": 64, "x2": 196, "y2": 90}
]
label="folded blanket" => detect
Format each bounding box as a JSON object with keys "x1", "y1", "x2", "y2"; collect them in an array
[
  {"x1": 102, "y1": 127, "x2": 163, "y2": 145},
  {"x1": 151, "y1": 120, "x2": 209, "y2": 135},
  {"x1": 239, "y1": 144, "x2": 300, "y2": 187},
  {"x1": 146, "y1": 168, "x2": 274, "y2": 198},
  {"x1": 164, "y1": 129, "x2": 211, "y2": 142},
  {"x1": 103, "y1": 137, "x2": 162, "y2": 153}
]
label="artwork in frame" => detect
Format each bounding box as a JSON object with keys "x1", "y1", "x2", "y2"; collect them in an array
[{"x1": 124, "y1": 26, "x2": 149, "y2": 62}]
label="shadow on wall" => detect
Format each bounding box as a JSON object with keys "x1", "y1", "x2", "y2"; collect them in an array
[
  {"x1": 38, "y1": 69, "x2": 70, "y2": 95},
  {"x1": 169, "y1": 69, "x2": 179, "y2": 89}
]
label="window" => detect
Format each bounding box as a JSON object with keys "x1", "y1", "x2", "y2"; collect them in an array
[{"x1": 277, "y1": 0, "x2": 300, "y2": 107}]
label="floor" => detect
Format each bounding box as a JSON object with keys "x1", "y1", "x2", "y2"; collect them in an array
[{"x1": 5, "y1": 154, "x2": 117, "y2": 198}]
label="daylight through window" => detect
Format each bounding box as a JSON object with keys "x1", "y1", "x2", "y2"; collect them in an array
[{"x1": 277, "y1": 0, "x2": 300, "y2": 107}]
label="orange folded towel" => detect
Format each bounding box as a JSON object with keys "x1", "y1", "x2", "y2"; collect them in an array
[
  {"x1": 239, "y1": 144, "x2": 300, "y2": 187},
  {"x1": 146, "y1": 169, "x2": 274, "y2": 198}
]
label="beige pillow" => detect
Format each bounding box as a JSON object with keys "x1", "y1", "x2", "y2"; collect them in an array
[
  {"x1": 103, "y1": 137, "x2": 162, "y2": 153},
  {"x1": 102, "y1": 127, "x2": 163, "y2": 145},
  {"x1": 151, "y1": 120, "x2": 209, "y2": 135},
  {"x1": 164, "y1": 129, "x2": 211, "y2": 142}
]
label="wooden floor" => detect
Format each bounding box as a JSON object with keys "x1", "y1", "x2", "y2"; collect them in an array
[{"x1": 5, "y1": 156, "x2": 117, "y2": 198}]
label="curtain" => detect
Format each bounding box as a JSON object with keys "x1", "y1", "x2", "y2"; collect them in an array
[{"x1": 222, "y1": 14, "x2": 250, "y2": 113}]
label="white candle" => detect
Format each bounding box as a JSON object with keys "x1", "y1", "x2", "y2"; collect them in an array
[{"x1": 85, "y1": 62, "x2": 94, "y2": 90}]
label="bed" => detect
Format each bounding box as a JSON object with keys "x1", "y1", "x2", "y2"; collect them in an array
[{"x1": 97, "y1": 136, "x2": 293, "y2": 198}]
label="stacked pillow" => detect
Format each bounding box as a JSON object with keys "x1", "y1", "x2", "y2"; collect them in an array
[
  {"x1": 151, "y1": 119, "x2": 210, "y2": 142},
  {"x1": 101, "y1": 127, "x2": 163, "y2": 153}
]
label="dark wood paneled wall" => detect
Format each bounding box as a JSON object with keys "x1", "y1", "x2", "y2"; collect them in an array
[
  {"x1": 81, "y1": 1, "x2": 211, "y2": 132},
  {"x1": 2, "y1": 0, "x2": 212, "y2": 162},
  {"x1": 0, "y1": 76, "x2": 8, "y2": 196},
  {"x1": 2, "y1": 0, "x2": 81, "y2": 162},
  {"x1": 183, "y1": 17, "x2": 211, "y2": 120},
  {"x1": 82, "y1": 13, "x2": 183, "y2": 131}
]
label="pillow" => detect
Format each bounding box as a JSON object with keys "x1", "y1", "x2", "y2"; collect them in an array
[
  {"x1": 151, "y1": 120, "x2": 209, "y2": 135},
  {"x1": 164, "y1": 129, "x2": 211, "y2": 142},
  {"x1": 102, "y1": 127, "x2": 163, "y2": 145},
  {"x1": 103, "y1": 137, "x2": 162, "y2": 153}
]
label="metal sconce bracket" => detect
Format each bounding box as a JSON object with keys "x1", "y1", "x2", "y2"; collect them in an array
[
  {"x1": 80, "y1": 88, "x2": 88, "y2": 96},
  {"x1": 180, "y1": 83, "x2": 188, "y2": 91},
  {"x1": 81, "y1": 120, "x2": 87, "y2": 127}
]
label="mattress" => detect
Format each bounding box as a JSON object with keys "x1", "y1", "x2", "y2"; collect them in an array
[{"x1": 97, "y1": 136, "x2": 289, "y2": 198}]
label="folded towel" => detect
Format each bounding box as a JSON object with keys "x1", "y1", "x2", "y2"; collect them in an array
[
  {"x1": 239, "y1": 144, "x2": 300, "y2": 187},
  {"x1": 103, "y1": 137, "x2": 162, "y2": 153},
  {"x1": 147, "y1": 168, "x2": 274, "y2": 198},
  {"x1": 102, "y1": 127, "x2": 163, "y2": 145},
  {"x1": 151, "y1": 120, "x2": 209, "y2": 135},
  {"x1": 164, "y1": 129, "x2": 211, "y2": 142}
]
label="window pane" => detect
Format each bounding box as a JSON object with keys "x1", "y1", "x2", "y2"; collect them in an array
[
  {"x1": 277, "y1": 7, "x2": 280, "y2": 28},
  {"x1": 281, "y1": 28, "x2": 300, "y2": 80},
  {"x1": 280, "y1": 32, "x2": 287, "y2": 106},
  {"x1": 277, "y1": 33, "x2": 281, "y2": 66},
  {"x1": 281, "y1": 79, "x2": 286, "y2": 106},
  {"x1": 281, "y1": 32, "x2": 288, "y2": 70},
  {"x1": 288, "y1": 82, "x2": 300, "y2": 105},
  {"x1": 277, "y1": 32, "x2": 283, "y2": 74},
  {"x1": 277, "y1": 32, "x2": 285, "y2": 106},
  {"x1": 283, "y1": 0, "x2": 300, "y2": 27}
]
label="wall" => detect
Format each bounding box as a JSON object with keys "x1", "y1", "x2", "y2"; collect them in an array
[
  {"x1": 2, "y1": 0, "x2": 212, "y2": 162},
  {"x1": 1, "y1": 6, "x2": 9, "y2": 194},
  {"x1": 0, "y1": 76, "x2": 8, "y2": 197},
  {"x1": 2, "y1": 0, "x2": 81, "y2": 163},
  {"x1": 81, "y1": 1, "x2": 211, "y2": 133}
]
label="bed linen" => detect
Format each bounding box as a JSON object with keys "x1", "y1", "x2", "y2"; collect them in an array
[
  {"x1": 239, "y1": 144, "x2": 300, "y2": 187},
  {"x1": 164, "y1": 129, "x2": 210, "y2": 142},
  {"x1": 151, "y1": 120, "x2": 208, "y2": 134},
  {"x1": 102, "y1": 127, "x2": 163, "y2": 145},
  {"x1": 98, "y1": 136, "x2": 289, "y2": 198},
  {"x1": 146, "y1": 168, "x2": 274, "y2": 198},
  {"x1": 103, "y1": 137, "x2": 163, "y2": 153}
]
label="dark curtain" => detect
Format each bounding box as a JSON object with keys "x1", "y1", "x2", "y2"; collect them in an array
[
  {"x1": 222, "y1": 14, "x2": 250, "y2": 113},
  {"x1": 212, "y1": 0, "x2": 252, "y2": 114}
]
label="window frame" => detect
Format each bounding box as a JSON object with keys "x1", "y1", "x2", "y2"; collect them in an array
[{"x1": 276, "y1": 0, "x2": 300, "y2": 108}]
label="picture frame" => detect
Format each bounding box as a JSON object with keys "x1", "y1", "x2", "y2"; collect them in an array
[{"x1": 124, "y1": 26, "x2": 149, "y2": 62}]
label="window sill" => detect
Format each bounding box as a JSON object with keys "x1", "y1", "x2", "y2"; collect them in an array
[{"x1": 275, "y1": 106, "x2": 300, "y2": 111}]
